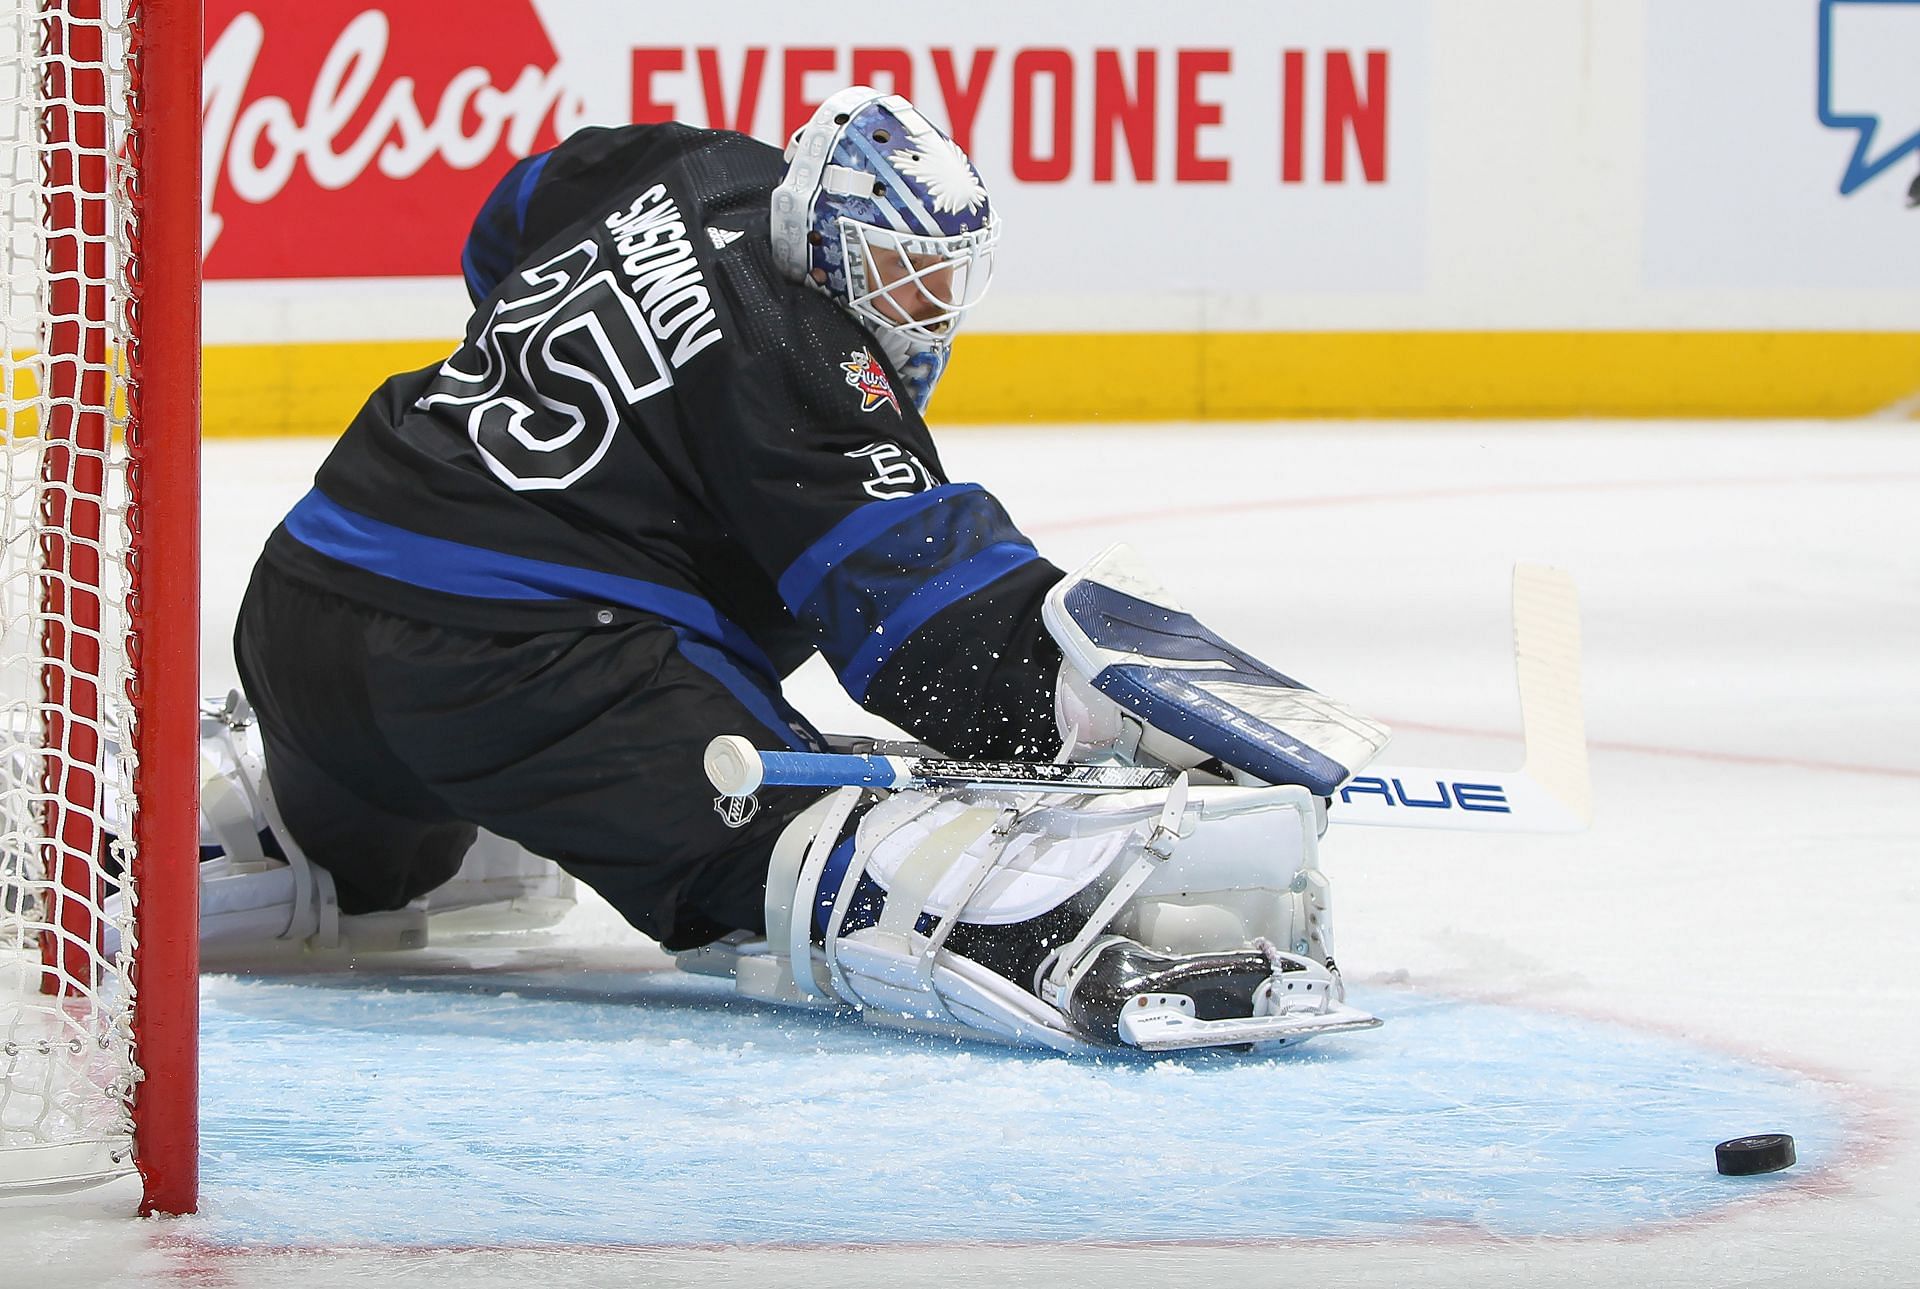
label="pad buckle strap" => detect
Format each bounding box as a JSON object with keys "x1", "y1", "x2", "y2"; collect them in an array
[
  {"x1": 909, "y1": 807, "x2": 1020, "y2": 1001},
  {"x1": 199, "y1": 696, "x2": 265, "y2": 858},
  {"x1": 1039, "y1": 772, "x2": 1191, "y2": 1010},
  {"x1": 1144, "y1": 825, "x2": 1179, "y2": 860},
  {"x1": 788, "y1": 786, "x2": 864, "y2": 1002},
  {"x1": 822, "y1": 791, "x2": 942, "y2": 1003},
  {"x1": 1144, "y1": 770, "x2": 1189, "y2": 860},
  {"x1": 863, "y1": 784, "x2": 1052, "y2": 1019}
]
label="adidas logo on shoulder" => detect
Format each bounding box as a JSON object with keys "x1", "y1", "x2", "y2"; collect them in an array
[{"x1": 706, "y1": 226, "x2": 743, "y2": 250}]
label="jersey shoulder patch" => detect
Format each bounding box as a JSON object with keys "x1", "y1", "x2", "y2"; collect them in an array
[{"x1": 840, "y1": 348, "x2": 901, "y2": 415}]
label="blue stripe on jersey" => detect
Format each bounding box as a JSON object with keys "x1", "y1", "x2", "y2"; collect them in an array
[
  {"x1": 672, "y1": 632, "x2": 822, "y2": 753},
  {"x1": 513, "y1": 151, "x2": 551, "y2": 224},
  {"x1": 777, "y1": 483, "x2": 987, "y2": 608},
  {"x1": 281, "y1": 489, "x2": 777, "y2": 681},
  {"x1": 463, "y1": 152, "x2": 551, "y2": 303},
  {"x1": 837, "y1": 542, "x2": 1039, "y2": 700},
  {"x1": 777, "y1": 484, "x2": 1041, "y2": 701}
]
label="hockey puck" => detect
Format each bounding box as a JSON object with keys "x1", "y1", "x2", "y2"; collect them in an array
[{"x1": 1715, "y1": 1133, "x2": 1796, "y2": 1176}]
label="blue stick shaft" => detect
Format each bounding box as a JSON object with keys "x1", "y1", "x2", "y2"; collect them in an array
[
  {"x1": 755, "y1": 749, "x2": 905, "y2": 790},
  {"x1": 718, "y1": 741, "x2": 1179, "y2": 795}
]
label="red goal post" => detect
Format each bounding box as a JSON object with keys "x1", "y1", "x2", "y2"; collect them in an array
[{"x1": 0, "y1": 0, "x2": 199, "y2": 1217}]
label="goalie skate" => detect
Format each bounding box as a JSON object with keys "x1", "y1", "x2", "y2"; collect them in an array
[{"x1": 1062, "y1": 936, "x2": 1380, "y2": 1052}]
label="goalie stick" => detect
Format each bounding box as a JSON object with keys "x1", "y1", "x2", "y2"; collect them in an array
[
  {"x1": 1327, "y1": 564, "x2": 1591, "y2": 833},
  {"x1": 704, "y1": 564, "x2": 1591, "y2": 834}
]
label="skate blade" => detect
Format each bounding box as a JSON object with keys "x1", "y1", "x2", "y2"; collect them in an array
[{"x1": 1118, "y1": 993, "x2": 1383, "y2": 1051}]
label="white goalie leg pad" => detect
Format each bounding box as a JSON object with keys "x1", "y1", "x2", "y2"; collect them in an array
[
  {"x1": 693, "y1": 789, "x2": 858, "y2": 1009},
  {"x1": 103, "y1": 692, "x2": 568, "y2": 965},
  {"x1": 1027, "y1": 783, "x2": 1379, "y2": 1051},
  {"x1": 820, "y1": 788, "x2": 1108, "y2": 1051},
  {"x1": 98, "y1": 691, "x2": 346, "y2": 962},
  {"x1": 1045, "y1": 543, "x2": 1391, "y2": 795},
  {"x1": 696, "y1": 776, "x2": 1379, "y2": 1053},
  {"x1": 1052, "y1": 783, "x2": 1335, "y2": 963},
  {"x1": 417, "y1": 830, "x2": 577, "y2": 934},
  {"x1": 697, "y1": 786, "x2": 1117, "y2": 1046},
  {"x1": 196, "y1": 693, "x2": 577, "y2": 951}
]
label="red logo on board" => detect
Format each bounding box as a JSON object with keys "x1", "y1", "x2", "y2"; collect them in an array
[{"x1": 201, "y1": 2, "x2": 576, "y2": 280}]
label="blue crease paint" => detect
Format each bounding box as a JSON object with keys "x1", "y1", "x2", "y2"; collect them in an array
[{"x1": 191, "y1": 972, "x2": 1842, "y2": 1249}]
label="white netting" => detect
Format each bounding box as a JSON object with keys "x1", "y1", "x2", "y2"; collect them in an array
[{"x1": 0, "y1": 0, "x2": 143, "y2": 1194}]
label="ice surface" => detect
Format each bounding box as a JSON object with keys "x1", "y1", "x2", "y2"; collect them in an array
[
  {"x1": 6, "y1": 420, "x2": 1919, "y2": 1288},
  {"x1": 183, "y1": 969, "x2": 1843, "y2": 1249}
]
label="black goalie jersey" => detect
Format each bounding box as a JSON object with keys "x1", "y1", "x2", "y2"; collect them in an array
[{"x1": 263, "y1": 123, "x2": 1063, "y2": 758}]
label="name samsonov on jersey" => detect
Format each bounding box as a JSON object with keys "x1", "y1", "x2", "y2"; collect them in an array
[{"x1": 606, "y1": 185, "x2": 723, "y2": 368}]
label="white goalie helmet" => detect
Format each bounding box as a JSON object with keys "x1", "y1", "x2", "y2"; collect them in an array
[{"x1": 771, "y1": 86, "x2": 1000, "y2": 408}]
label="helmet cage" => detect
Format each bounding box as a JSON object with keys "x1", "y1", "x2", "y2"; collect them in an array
[{"x1": 837, "y1": 218, "x2": 999, "y2": 348}]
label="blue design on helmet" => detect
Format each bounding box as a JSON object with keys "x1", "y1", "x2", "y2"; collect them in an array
[{"x1": 772, "y1": 86, "x2": 1000, "y2": 412}]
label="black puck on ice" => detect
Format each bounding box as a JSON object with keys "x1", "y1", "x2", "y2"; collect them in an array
[{"x1": 1715, "y1": 1133, "x2": 1796, "y2": 1176}]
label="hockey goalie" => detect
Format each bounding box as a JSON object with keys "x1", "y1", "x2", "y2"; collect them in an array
[{"x1": 186, "y1": 86, "x2": 1394, "y2": 1055}]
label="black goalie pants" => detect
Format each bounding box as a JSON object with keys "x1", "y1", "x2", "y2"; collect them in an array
[{"x1": 233, "y1": 561, "x2": 821, "y2": 949}]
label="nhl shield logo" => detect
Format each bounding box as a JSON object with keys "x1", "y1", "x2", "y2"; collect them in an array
[
  {"x1": 841, "y1": 348, "x2": 901, "y2": 414},
  {"x1": 714, "y1": 792, "x2": 760, "y2": 829}
]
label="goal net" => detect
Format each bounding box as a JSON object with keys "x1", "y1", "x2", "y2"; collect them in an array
[{"x1": 0, "y1": 0, "x2": 197, "y2": 1216}]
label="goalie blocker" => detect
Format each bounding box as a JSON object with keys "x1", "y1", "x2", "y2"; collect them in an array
[{"x1": 1047, "y1": 544, "x2": 1388, "y2": 792}]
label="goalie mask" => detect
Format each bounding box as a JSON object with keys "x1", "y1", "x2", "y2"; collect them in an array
[{"x1": 771, "y1": 86, "x2": 1000, "y2": 412}]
